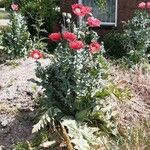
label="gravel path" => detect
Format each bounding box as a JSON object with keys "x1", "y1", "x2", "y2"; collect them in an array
[{"x1": 0, "y1": 58, "x2": 51, "y2": 150}]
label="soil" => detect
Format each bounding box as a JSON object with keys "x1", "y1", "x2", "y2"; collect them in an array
[
  {"x1": 0, "y1": 58, "x2": 51, "y2": 150},
  {"x1": 0, "y1": 19, "x2": 9, "y2": 27},
  {"x1": 109, "y1": 65, "x2": 150, "y2": 126}
]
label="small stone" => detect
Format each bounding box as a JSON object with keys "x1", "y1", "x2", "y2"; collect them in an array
[
  {"x1": 0, "y1": 145, "x2": 5, "y2": 150},
  {"x1": 1, "y1": 120, "x2": 9, "y2": 127},
  {"x1": 40, "y1": 141, "x2": 56, "y2": 148}
]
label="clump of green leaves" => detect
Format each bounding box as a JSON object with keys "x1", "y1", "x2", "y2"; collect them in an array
[
  {"x1": 104, "y1": 10, "x2": 150, "y2": 67},
  {"x1": 14, "y1": 130, "x2": 49, "y2": 150},
  {"x1": 104, "y1": 32, "x2": 127, "y2": 59},
  {"x1": 2, "y1": 10, "x2": 32, "y2": 59},
  {"x1": 123, "y1": 10, "x2": 150, "y2": 65},
  {"x1": 30, "y1": 18, "x2": 48, "y2": 52}
]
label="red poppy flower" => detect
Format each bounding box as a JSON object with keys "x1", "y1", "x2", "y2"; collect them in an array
[
  {"x1": 63, "y1": 32, "x2": 77, "y2": 42},
  {"x1": 72, "y1": 4, "x2": 91, "y2": 16},
  {"x1": 48, "y1": 32, "x2": 61, "y2": 42},
  {"x1": 11, "y1": 3, "x2": 19, "y2": 11},
  {"x1": 82, "y1": 6, "x2": 92, "y2": 15},
  {"x1": 146, "y1": 2, "x2": 150, "y2": 9},
  {"x1": 87, "y1": 17, "x2": 101, "y2": 27},
  {"x1": 89, "y1": 42, "x2": 101, "y2": 54},
  {"x1": 30, "y1": 50, "x2": 43, "y2": 59},
  {"x1": 69, "y1": 40, "x2": 84, "y2": 50},
  {"x1": 138, "y1": 2, "x2": 146, "y2": 9}
]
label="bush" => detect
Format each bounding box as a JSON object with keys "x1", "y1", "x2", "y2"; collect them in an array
[
  {"x1": 104, "y1": 31, "x2": 126, "y2": 59},
  {"x1": 104, "y1": 10, "x2": 150, "y2": 65},
  {"x1": 4, "y1": 0, "x2": 61, "y2": 53},
  {"x1": 4, "y1": 0, "x2": 60, "y2": 35}
]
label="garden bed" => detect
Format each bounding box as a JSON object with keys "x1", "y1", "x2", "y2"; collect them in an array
[{"x1": 0, "y1": 58, "x2": 149, "y2": 149}]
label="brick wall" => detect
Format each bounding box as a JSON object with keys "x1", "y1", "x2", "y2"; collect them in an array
[
  {"x1": 97, "y1": 0, "x2": 150, "y2": 36},
  {"x1": 117, "y1": 0, "x2": 150, "y2": 29},
  {"x1": 61, "y1": 0, "x2": 150, "y2": 36}
]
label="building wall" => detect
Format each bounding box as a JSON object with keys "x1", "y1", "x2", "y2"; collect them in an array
[
  {"x1": 97, "y1": 0, "x2": 150, "y2": 36},
  {"x1": 117, "y1": 0, "x2": 150, "y2": 29},
  {"x1": 61, "y1": 0, "x2": 150, "y2": 36}
]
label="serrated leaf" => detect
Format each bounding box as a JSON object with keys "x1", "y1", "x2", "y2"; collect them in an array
[
  {"x1": 75, "y1": 109, "x2": 89, "y2": 121},
  {"x1": 61, "y1": 118, "x2": 78, "y2": 138},
  {"x1": 61, "y1": 118, "x2": 100, "y2": 150},
  {"x1": 72, "y1": 136, "x2": 90, "y2": 150},
  {"x1": 32, "y1": 107, "x2": 62, "y2": 133}
]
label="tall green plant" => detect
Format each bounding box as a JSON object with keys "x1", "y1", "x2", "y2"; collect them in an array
[
  {"x1": 33, "y1": 3, "x2": 118, "y2": 149},
  {"x1": 2, "y1": 9, "x2": 31, "y2": 59},
  {"x1": 123, "y1": 10, "x2": 150, "y2": 64}
]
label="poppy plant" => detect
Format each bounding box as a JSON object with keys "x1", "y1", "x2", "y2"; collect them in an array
[
  {"x1": 69, "y1": 40, "x2": 84, "y2": 50},
  {"x1": 72, "y1": 4, "x2": 91, "y2": 17},
  {"x1": 146, "y1": 2, "x2": 150, "y2": 9},
  {"x1": 30, "y1": 50, "x2": 43, "y2": 59},
  {"x1": 63, "y1": 32, "x2": 77, "y2": 42},
  {"x1": 87, "y1": 17, "x2": 101, "y2": 27},
  {"x1": 48, "y1": 32, "x2": 61, "y2": 42},
  {"x1": 89, "y1": 42, "x2": 101, "y2": 54},
  {"x1": 138, "y1": 2, "x2": 146, "y2": 9},
  {"x1": 11, "y1": 3, "x2": 19, "y2": 11}
]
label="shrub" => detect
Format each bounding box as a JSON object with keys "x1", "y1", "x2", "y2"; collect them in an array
[
  {"x1": 104, "y1": 31, "x2": 126, "y2": 59},
  {"x1": 104, "y1": 9, "x2": 150, "y2": 65},
  {"x1": 4, "y1": 0, "x2": 60, "y2": 35},
  {"x1": 32, "y1": 3, "x2": 118, "y2": 149}
]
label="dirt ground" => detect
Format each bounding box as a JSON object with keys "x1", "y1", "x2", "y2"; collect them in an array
[
  {"x1": 0, "y1": 58, "x2": 51, "y2": 150},
  {"x1": 109, "y1": 64, "x2": 150, "y2": 126},
  {"x1": 0, "y1": 19, "x2": 9, "y2": 27}
]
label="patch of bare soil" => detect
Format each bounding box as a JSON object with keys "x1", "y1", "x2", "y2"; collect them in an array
[
  {"x1": 109, "y1": 64, "x2": 150, "y2": 126},
  {"x1": 0, "y1": 19, "x2": 9, "y2": 27},
  {"x1": 0, "y1": 58, "x2": 51, "y2": 150}
]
